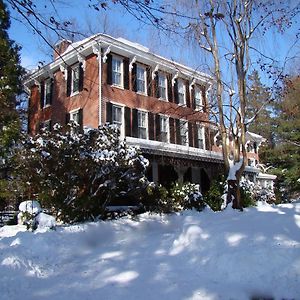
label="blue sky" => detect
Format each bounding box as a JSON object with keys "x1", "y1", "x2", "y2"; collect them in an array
[{"x1": 7, "y1": 0, "x2": 300, "y2": 85}]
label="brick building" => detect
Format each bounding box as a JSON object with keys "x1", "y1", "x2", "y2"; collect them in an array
[{"x1": 24, "y1": 34, "x2": 265, "y2": 192}]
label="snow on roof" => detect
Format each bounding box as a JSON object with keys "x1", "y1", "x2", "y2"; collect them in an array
[
  {"x1": 117, "y1": 37, "x2": 149, "y2": 53},
  {"x1": 246, "y1": 131, "x2": 265, "y2": 142},
  {"x1": 64, "y1": 34, "x2": 100, "y2": 55}
]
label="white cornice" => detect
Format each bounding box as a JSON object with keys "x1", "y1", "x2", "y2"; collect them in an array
[{"x1": 24, "y1": 33, "x2": 213, "y2": 87}]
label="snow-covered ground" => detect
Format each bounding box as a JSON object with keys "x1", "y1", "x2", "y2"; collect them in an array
[{"x1": 0, "y1": 202, "x2": 299, "y2": 300}]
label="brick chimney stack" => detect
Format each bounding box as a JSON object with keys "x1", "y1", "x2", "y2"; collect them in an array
[{"x1": 53, "y1": 40, "x2": 72, "y2": 60}]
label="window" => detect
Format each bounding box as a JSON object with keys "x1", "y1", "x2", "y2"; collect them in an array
[
  {"x1": 71, "y1": 64, "x2": 80, "y2": 94},
  {"x1": 179, "y1": 120, "x2": 188, "y2": 146},
  {"x1": 194, "y1": 87, "x2": 203, "y2": 111},
  {"x1": 138, "y1": 111, "x2": 147, "y2": 139},
  {"x1": 158, "y1": 73, "x2": 167, "y2": 100},
  {"x1": 40, "y1": 119, "x2": 51, "y2": 131},
  {"x1": 112, "y1": 105, "x2": 123, "y2": 130},
  {"x1": 197, "y1": 124, "x2": 204, "y2": 149},
  {"x1": 112, "y1": 56, "x2": 123, "y2": 87},
  {"x1": 160, "y1": 115, "x2": 169, "y2": 143},
  {"x1": 44, "y1": 79, "x2": 52, "y2": 107},
  {"x1": 70, "y1": 109, "x2": 81, "y2": 125},
  {"x1": 178, "y1": 80, "x2": 186, "y2": 105},
  {"x1": 136, "y1": 65, "x2": 146, "y2": 94}
]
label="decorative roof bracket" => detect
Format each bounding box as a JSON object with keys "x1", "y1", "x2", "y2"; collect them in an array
[
  {"x1": 77, "y1": 53, "x2": 86, "y2": 71},
  {"x1": 129, "y1": 56, "x2": 137, "y2": 72},
  {"x1": 171, "y1": 72, "x2": 179, "y2": 86},
  {"x1": 59, "y1": 64, "x2": 68, "y2": 81},
  {"x1": 189, "y1": 78, "x2": 196, "y2": 91},
  {"x1": 151, "y1": 64, "x2": 159, "y2": 80},
  {"x1": 92, "y1": 43, "x2": 101, "y2": 60},
  {"x1": 102, "y1": 46, "x2": 111, "y2": 63}
]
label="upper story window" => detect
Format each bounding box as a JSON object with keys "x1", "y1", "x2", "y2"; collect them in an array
[
  {"x1": 71, "y1": 64, "x2": 80, "y2": 94},
  {"x1": 136, "y1": 65, "x2": 146, "y2": 94},
  {"x1": 178, "y1": 80, "x2": 186, "y2": 105},
  {"x1": 179, "y1": 120, "x2": 188, "y2": 146},
  {"x1": 112, "y1": 56, "x2": 123, "y2": 87},
  {"x1": 67, "y1": 63, "x2": 84, "y2": 97},
  {"x1": 158, "y1": 73, "x2": 167, "y2": 100},
  {"x1": 138, "y1": 110, "x2": 148, "y2": 139},
  {"x1": 197, "y1": 124, "x2": 204, "y2": 149},
  {"x1": 44, "y1": 79, "x2": 53, "y2": 107},
  {"x1": 194, "y1": 87, "x2": 203, "y2": 111},
  {"x1": 160, "y1": 115, "x2": 169, "y2": 143}
]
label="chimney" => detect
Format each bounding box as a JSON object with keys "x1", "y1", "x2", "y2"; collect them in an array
[{"x1": 53, "y1": 39, "x2": 72, "y2": 60}]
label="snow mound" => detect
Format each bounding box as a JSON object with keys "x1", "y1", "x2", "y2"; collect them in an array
[{"x1": 18, "y1": 200, "x2": 42, "y2": 215}]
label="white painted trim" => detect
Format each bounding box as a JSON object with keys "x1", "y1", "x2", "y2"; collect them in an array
[
  {"x1": 111, "y1": 54, "x2": 124, "y2": 88},
  {"x1": 102, "y1": 45, "x2": 111, "y2": 63},
  {"x1": 129, "y1": 56, "x2": 137, "y2": 72},
  {"x1": 77, "y1": 54, "x2": 86, "y2": 71}
]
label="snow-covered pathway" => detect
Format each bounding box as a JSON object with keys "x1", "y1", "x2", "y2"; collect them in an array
[{"x1": 0, "y1": 202, "x2": 299, "y2": 300}]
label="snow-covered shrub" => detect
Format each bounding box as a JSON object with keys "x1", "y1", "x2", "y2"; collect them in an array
[
  {"x1": 14, "y1": 123, "x2": 149, "y2": 223},
  {"x1": 240, "y1": 178, "x2": 256, "y2": 207},
  {"x1": 169, "y1": 182, "x2": 205, "y2": 212},
  {"x1": 203, "y1": 178, "x2": 226, "y2": 211}
]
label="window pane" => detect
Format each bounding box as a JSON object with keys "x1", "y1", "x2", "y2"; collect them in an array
[
  {"x1": 45, "y1": 81, "x2": 52, "y2": 105},
  {"x1": 197, "y1": 125, "x2": 204, "y2": 149},
  {"x1": 112, "y1": 106, "x2": 122, "y2": 128},
  {"x1": 137, "y1": 66, "x2": 145, "y2": 93},
  {"x1": 180, "y1": 121, "x2": 187, "y2": 145},
  {"x1": 112, "y1": 58, "x2": 122, "y2": 86},
  {"x1": 195, "y1": 89, "x2": 202, "y2": 110},
  {"x1": 158, "y1": 74, "x2": 166, "y2": 99},
  {"x1": 178, "y1": 81, "x2": 185, "y2": 104},
  {"x1": 72, "y1": 66, "x2": 80, "y2": 93}
]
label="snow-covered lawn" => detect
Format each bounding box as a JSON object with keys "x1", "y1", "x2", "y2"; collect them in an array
[{"x1": 0, "y1": 202, "x2": 300, "y2": 300}]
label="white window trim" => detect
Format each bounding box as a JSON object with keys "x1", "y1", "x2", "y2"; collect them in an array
[
  {"x1": 136, "y1": 64, "x2": 147, "y2": 95},
  {"x1": 70, "y1": 63, "x2": 80, "y2": 97},
  {"x1": 194, "y1": 86, "x2": 203, "y2": 112},
  {"x1": 158, "y1": 72, "x2": 168, "y2": 101},
  {"x1": 159, "y1": 114, "x2": 169, "y2": 143},
  {"x1": 179, "y1": 119, "x2": 188, "y2": 146},
  {"x1": 112, "y1": 55, "x2": 124, "y2": 89},
  {"x1": 110, "y1": 102, "x2": 125, "y2": 138},
  {"x1": 44, "y1": 78, "x2": 52, "y2": 108},
  {"x1": 137, "y1": 109, "x2": 148, "y2": 139},
  {"x1": 69, "y1": 108, "x2": 81, "y2": 125},
  {"x1": 178, "y1": 79, "x2": 186, "y2": 106},
  {"x1": 197, "y1": 123, "x2": 205, "y2": 149}
]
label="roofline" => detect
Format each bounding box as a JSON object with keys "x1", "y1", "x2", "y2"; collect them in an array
[{"x1": 24, "y1": 33, "x2": 213, "y2": 87}]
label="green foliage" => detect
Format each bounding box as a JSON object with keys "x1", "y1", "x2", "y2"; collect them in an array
[
  {"x1": 14, "y1": 123, "x2": 149, "y2": 223},
  {"x1": 0, "y1": 0, "x2": 24, "y2": 160},
  {"x1": 203, "y1": 179, "x2": 225, "y2": 211}
]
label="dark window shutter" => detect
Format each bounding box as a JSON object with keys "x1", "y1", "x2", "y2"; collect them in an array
[
  {"x1": 167, "y1": 74, "x2": 173, "y2": 102},
  {"x1": 125, "y1": 107, "x2": 131, "y2": 137},
  {"x1": 202, "y1": 89, "x2": 207, "y2": 112},
  {"x1": 66, "y1": 67, "x2": 72, "y2": 96},
  {"x1": 132, "y1": 108, "x2": 138, "y2": 138},
  {"x1": 40, "y1": 81, "x2": 45, "y2": 109},
  {"x1": 49, "y1": 79, "x2": 54, "y2": 105},
  {"x1": 155, "y1": 72, "x2": 159, "y2": 98},
  {"x1": 174, "y1": 79, "x2": 179, "y2": 104},
  {"x1": 148, "y1": 112, "x2": 154, "y2": 140},
  {"x1": 66, "y1": 113, "x2": 70, "y2": 125},
  {"x1": 191, "y1": 86, "x2": 196, "y2": 110},
  {"x1": 79, "y1": 63, "x2": 84, "y2": 92},
  {"x1": 169, "y1": 117, "x2": 175, "y2": 144},
  {"x1": 79, "y1": 108, "x2": 83, "y2": 131},
  {"x1": 123, "y1": 57, "x2": 129, "y2": 90},
  {"x1": 132, "y1": 63, "x2": 137, "y2": 92},
  {"x1": 146, "y1": 66, "x2": 152, "y2": 96},
  {"x1": 49, "y1": 120, "x2": 52, "y2": 132},
  {"x1": 188, "y1": 122, "x2": 193, "y2": 147},
  {"x1": 186, "y1": 81, "x2": 191, "y2": 108},
  {"x1": 193, "y1": 123, "x2": 199, "y2": 148},
  {"x1": 106, "y1": 102, "x2": 112, "y2": 123},
  {"x1": 175, "y1": 119, "x2": 181, "y2": 144},
  {"x1": 205, "y1": 127, "x2": 211, "y2": 150},
  {"x1": 107, "y1": 54, "x2": 112, "y2": 85},
  {"x1": 155, "y1": 114, "x2": 161, "y2": 141}
]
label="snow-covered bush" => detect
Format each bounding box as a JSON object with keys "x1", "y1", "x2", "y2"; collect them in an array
[
  {"x1": 15, "y1": 123, "x2": 149, "y2": 223},
  {"x1": 18, "y1": 200, "x2": 56, "y2": 230},
  {"x1": 203, "y1": 178, "x2": 226, "y2": 211}
]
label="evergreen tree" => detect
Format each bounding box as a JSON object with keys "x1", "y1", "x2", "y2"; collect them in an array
[
  {"x1": 0, "y1": 0, "x2": 24, "y2": 162},
  {"x1": 246, "y1": 70, "x2": 273, "y2": 146}
]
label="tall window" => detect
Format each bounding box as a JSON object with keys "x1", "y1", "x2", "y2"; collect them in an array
[
  {"x1": 194, "y1": 87, "x2": 203, "y2": 111},
  {"x1": 179, "y1": 120, "x2": 188, "y2": 146},
  {"x1": 112, "y1": 105, "x2": 122, "y2": 130},
  {"x1": 138, "y1": 111, "x2": 147, "y2": 139},
  {"x1": 112, "y1": 56, "x2": 123, "y2": 87},
  {"x1": 158, "y1": 73, "x2": 167, "y2": 100},
  {"x1": 136, "y1": 65, "x2": 146, "y2": 94},
  {"x1": 197, "y1": 124, "x2": 204, "y2": 149},
  {"x1": 44, "y1": 79, "x2": 52, "y2": 106},
  {"x1": 178, "y1": 80, "x2": 186, "y2": 105},
  {"x1": 71, "y1": 64, "x2": 80, "y2": 94},
  {"x1": 160, "y1": 115, "x2": 169, "y2": 143}
]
